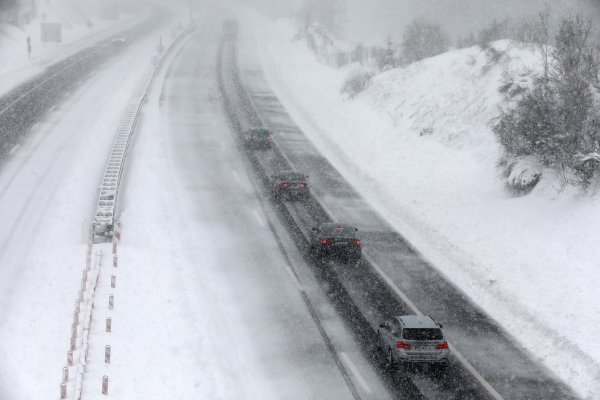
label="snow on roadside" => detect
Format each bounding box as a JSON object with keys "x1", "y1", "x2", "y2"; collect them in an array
[
  {"x1": 0, "y1": 30, "x2": 169, "y2": 399},
  {"x1": 0, "y1": 2, "x2": 149, "y2": 96},
  {"x1": 254, "y1": 17, "x2": 600, "y2": 398}
]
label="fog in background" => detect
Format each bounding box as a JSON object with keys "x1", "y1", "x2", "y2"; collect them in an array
[
  {"x1": 241, "y1": 0, "x2": 600, "y2": 44},
  {"x1": 343, "y1": 0, "x2": 600, "y2": 43}
]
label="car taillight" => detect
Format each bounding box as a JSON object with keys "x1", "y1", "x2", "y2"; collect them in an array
[
  {"x1": 352, "y1": 240, "x2": 361, "y2": 245},
  {"x1": 396, "y1": 341, "x2": 411, "y2": 349},
  {"x1": 321, "y1": 239, "x2": 330, "y2": 245},
  {"x1": 267, "y1": 135, "x2": 273, "y2": 142},
  {"x1": 299, "y1": 183, "x2": 307, "y2": 189},
  {"x1": 436, "y1": 342, "x2": 448, "y2": 349},
  {"x1": 279, "y1": 183, "x2": 289, "y2": 188}
]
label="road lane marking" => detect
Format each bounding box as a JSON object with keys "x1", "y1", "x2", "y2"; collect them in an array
[
  {"x1": 364, "y1": 254, "x2": 505, "y2": 400},
  {"x1": 340, "y1": 352, "x2": 373, "y2": 395},
  {"x1": 285, "y1": 265, "x2": 303, "y2": 291},
  {"x1": 9, "y1": 144, "x2": 20, "y2": 155},
  {"x1": 252, "y1": 209, "x2": 266, "y2": 228},
  {"x1": 231, "y1": 170, "x2": 241, "y2": 183},
  {"x1": 364, "y1": 254, "x2": 423, "y2": 317}
]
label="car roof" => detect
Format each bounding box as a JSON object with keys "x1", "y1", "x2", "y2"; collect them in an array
[
  {"x1": 395, "y1": 315, "x2": 439, "y2": 328},
  {"x1": 275, "y1": 171, "x2": 306, "y2": 180},
  {"x1": 318, "y1": 222, "x2": 356, "y2": 230},
  {"x1": 248, "y1": 127, "x2": 270, "y2": 133}
]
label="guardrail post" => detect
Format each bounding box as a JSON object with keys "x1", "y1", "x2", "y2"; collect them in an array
[
  {"x1": 62, "y1": 366, "x2": 69, "y2": 383},
  {"x1": 105, "y1": 345, "x2": 111, "y2": 364},
  {"x1": 110, "y1": 274, "x2": 116, "y2": 288},
  {"x1": 106, "y1": 317, "x2": 112, "y2": 333},
  {"x1": 60, "y1": 382, "x2": 67, "y2": 399},
  {"x1": 108, "y1": 293, "x2": 114, "y2": 310},
  {"x1": 67, "y1": 351, "x2": 73, "y2": 366},
  {"x1": 102, "y1": 375, "x2": 109, "y2": 395}
]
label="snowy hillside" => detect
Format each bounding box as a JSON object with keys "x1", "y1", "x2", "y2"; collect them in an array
[{"x1": 257, "y1": 18, "x2": 600, "y2": 398}]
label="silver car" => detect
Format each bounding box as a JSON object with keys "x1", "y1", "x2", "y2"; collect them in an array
[{"x1": 377, "y1": 315, "x2": 449, "y2": 367}]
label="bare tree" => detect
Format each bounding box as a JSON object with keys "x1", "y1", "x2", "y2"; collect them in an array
[
  {"x1": 493, "y1": 15, "x2": 600, "y2": 187},
  {"x1": 297, "y1": 0, "x2": 346, "y2": 36},
  {"x1": 401, "y1": 18, "x2": 449, "y2": 64}
]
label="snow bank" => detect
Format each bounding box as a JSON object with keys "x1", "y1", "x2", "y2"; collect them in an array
[{"x1": 257, "y1": 18, "x2": 600, "y2": 398}]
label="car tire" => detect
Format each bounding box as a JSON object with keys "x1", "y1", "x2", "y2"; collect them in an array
[
  {"x1": 375, "y1": 331, "x2": 382, "y2": 351},
  {"x1": 387, "y1": 348, "x2": 395, "y2": 369}
]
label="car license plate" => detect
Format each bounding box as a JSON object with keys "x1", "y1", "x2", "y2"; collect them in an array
[{"x1": 413, "y1": 345, "x2": 433, "y2": 351}]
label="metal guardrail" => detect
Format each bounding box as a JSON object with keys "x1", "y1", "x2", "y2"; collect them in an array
[{"x1": 92, "y1": 26, "x2": 195, "y2": 242}]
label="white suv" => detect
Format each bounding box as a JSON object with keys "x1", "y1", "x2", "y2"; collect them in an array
[{"x1": 377, "y1": 315, "x2": 449, "y2": 367}]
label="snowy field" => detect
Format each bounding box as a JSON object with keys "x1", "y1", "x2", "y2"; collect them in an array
[{"x1": 228, "y1": 12, "x2": 600, "y2": 399}]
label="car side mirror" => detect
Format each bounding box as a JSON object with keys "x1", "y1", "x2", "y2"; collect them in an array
[
  {"x1": 355, "y1": 228, "x2": 359, "y2": 232},
  {"x1": 379, "y1": 323, "x2": 387, "y2": 329},
  {"x1": 438, "y1": 324, "x2": 443, "y2": 328}
]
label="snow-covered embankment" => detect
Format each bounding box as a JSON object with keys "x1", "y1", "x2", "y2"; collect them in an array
[{"x1": 256, "y1": 19, "x2": 600, "y2": 398}]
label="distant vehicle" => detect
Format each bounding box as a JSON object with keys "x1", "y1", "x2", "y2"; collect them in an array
[
  {"x1": 222, "y1": 20, "x2": 239, "y2": 38},
  {"x1": 243, "y1": 128, "x2": 272, "y2": 150},
  {"x1": 270, "y1": 171, "x2": 310, "y2": 200},
  {"x1": 377, "y1": 315, "x2": 449, "y2": 368},
  {"x1": 111, "y1": 36, "x2": 126, "y2": 49},
  {"x1": 309, "y1": 223, "x2": 361, "y2": 261}
]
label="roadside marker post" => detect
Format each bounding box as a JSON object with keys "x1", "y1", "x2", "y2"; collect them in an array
[
  {"x1": 105, "y1": 345, "x2": 111, "y2": 364},
  {"x1": 102, "y1": 375, "x2": 109, "y2": 395}
]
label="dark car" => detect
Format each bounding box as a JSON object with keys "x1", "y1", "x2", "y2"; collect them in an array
[
  {"x1": 309, "y1": 223, "x2": 361, "y2": 261},
  {"x1": 270, "y1": 171, "x2": 310, "y2": 200},
  {"x1": 111, "y1": 36, "x2": 126, "y2": 50},
  {"x1": 243, "y1": 128, "x2": 272, "y2": 149}
]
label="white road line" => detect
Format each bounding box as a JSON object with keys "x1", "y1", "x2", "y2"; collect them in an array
[
  {"x1": 364, "y1": 254, "x2": 423, "y2": 316},
  {"x1": 31, "y1": 122, "x2": 39, "y2": 131},
  {"x1": 252, "y1": 209, "x2": 266, "y2": 228},
  {"x1": 285, "y1": 265, "x2": 303, "y2": 291},
  {"x1": 340, "y1": 352, "x2": 373, "y2": 395},
  {"x1": 364, "y1": 254, "x2": 504, "y2": 400},
  {"x1": 9, "y1": 144, "x2": 20, "y2": 155},
  {"x1": 231, "y1": 170, "x2": 241, "y2": 183}
]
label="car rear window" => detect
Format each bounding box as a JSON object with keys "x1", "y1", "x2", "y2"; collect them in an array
[
  {"x1": 402, "y1": 328, "x2": 443, "y2": 341},
  {"x1": 321, "y1": 225, "x2": 357, "y2": 238},
  {"x1": 250, "y1": 129, "x2": 270, "y2": 136},
  {"x1": 279, "y1": 173, "x2": 306, "y2": 181}
]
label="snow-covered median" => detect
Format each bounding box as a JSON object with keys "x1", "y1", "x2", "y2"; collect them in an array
[{"x1": 256, "y1": 18, "x2": 600, "y2": 398}]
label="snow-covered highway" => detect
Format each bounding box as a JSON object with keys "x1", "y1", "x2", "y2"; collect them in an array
[
  {"x1": 98, "y1": 15, "x2": 392, "y2": 400},
  {"x1": 0, "y1": 1, "x2": 596, "y2": 399}
]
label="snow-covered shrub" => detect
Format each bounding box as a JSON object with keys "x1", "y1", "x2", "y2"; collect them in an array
[
  {"x1": 503, "y1": 157, "x2": 542, "y2": 193},
  {"x1": 341, "y1": 69, "x2": 374, "y2": 98},
  {"x1": 401, "y1": 18, "x2": 449, "y2": 64},
  {"x1": 493, "y1": 15, "x2": 600, "y2": 188}
]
